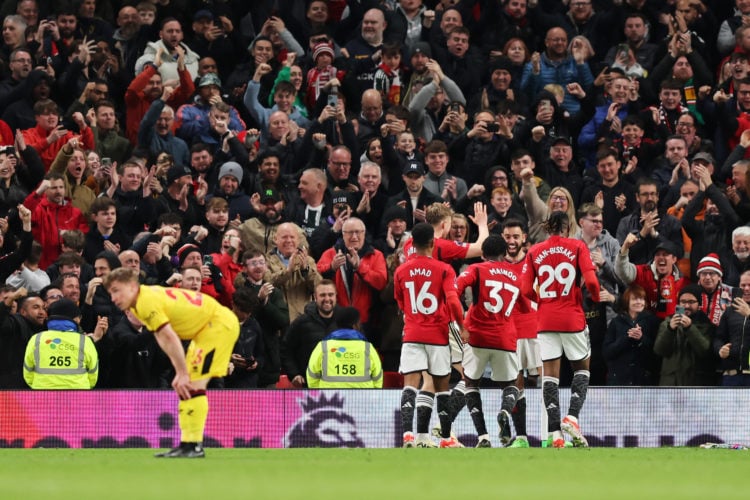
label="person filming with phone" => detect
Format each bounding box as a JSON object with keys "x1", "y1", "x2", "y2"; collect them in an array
[{"x1": 653, "y1": 284, "x2": 717, "y2": 386}]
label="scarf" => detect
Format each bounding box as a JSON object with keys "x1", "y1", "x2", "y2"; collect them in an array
[
  {"x1": 658, "y1": 104, "x2": 686, "y2": 134},
  {"x1": 306, "y1": 65, "x2": 337, "y2": 108},
  {"x1": 683, "y1": 78, "x2": 704, "y2": 125},
  {"x1": 376, "y1": 62, "x2": 401, "y2": 105},
  {"x1": 701, "y1": 283, "x2": 734, "y2": 326},
  {"x1": 656, "y1": 273, "x2": 678, "y2": 316}
]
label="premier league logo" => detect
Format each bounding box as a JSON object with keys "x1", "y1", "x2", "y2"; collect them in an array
[{"x1": 285, "y1": 393, "x2": 365, "y2": 448}]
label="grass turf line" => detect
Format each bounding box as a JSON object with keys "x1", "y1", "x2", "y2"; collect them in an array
[{"x1": 0, "y1": 448, "x2": 746, "y2": 499}]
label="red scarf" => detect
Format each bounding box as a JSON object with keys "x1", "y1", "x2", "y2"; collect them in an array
[{"x1": 701, "y1": 284, "x2": 734, "y2": 326}]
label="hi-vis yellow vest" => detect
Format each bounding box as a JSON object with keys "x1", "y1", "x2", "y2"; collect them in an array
[
  {"x1": 307, "y1": 339, "x2": 383, "y2": 388},
  {"x1": 23, "y1": 330, "x2": 98, "y2": 389}
]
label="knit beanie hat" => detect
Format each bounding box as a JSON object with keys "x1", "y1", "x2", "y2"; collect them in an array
[{"x1": 696, "y1": 253, "x2": 723, "y2": 277}]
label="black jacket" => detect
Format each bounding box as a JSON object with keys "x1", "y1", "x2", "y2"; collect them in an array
[
  {"x1": 107, "y1": 315, "x2": 171, "y2": 388},
  {"x1": 714, "y1": 306, "x2": 750, "y2": 374},
  {"x1": 281, "y1": 301, "x2": 342, "y2": 383},
  {"x1": 0, "y1": 302, "x2": 44, "y2": 388},
  {"x1": 603, "y1": 311, "x2": 659, "y2": 386},
  {"x1": 224, "y1": 316, "x2": 265, "y2": 389}
]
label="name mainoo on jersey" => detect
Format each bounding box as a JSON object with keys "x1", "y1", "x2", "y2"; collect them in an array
[
  {"x1": 409, "y1": 268, "x2": 432, "y2": 277},
  {"x1": 489, "y1": 267, "x2": 518, "y2": 281},
  {"x1": 533, "y1": 246, "x2": 575, "y2": 265}
]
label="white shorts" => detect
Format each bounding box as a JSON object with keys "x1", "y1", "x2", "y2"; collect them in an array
[
  {"x1": 539, "y1": 328, "x2": 591, "y2": 362},
  {"x1": 400, "y1": 342, "x2": 451, "y2": 377},
  {"x1": 516, "y1": 338, "x2": 542, "y2": 374},
  {"x1": 449, "y1": 321, "x2": 464, "y2": 364},
  {"x1": 463, "y1": 345, "x2": 519, "y2": 382}
]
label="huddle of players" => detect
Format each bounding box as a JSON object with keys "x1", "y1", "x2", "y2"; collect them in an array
[{"x1": 396, "y1": 204, "x2": 601, "y2": 448}]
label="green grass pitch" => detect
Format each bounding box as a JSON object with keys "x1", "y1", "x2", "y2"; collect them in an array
[{"x1": 1, "y1": 448, "x2": 747, "y2": 499}]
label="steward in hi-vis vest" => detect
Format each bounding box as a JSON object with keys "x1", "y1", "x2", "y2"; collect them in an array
[
  {"x1": 307, "y1": 307, "x2": 382, "y2": 388},
  {"x1": 23, "y1": 298, "x2": 98, "y2": 389}
]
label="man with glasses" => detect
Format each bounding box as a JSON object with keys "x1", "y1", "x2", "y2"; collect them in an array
[
  {"x1": 654, "y1": 284, "x2": 716, "y2": 386},
  {"x1": 575, "y1": 203, "x2": 620, "y2": 385},
  {"x1": 235, "y1": 249, "x2": 289, "y2": 388},
  {"x1": 616, "y1": 178, "x2": 683, "y2": 265},
  {"x1": 325, "y1": 145, "x2": 357, "y2": 192},
  {"x1": 0, "y1": 48, "x2": 33, "y2": 109},
  {"x1": 317, "y1": 217, "x2": 387, "y2": 340}
]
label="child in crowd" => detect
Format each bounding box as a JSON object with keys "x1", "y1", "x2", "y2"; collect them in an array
[{"x1": 374, "y1": 42, "x2": 403, "y2": 107}]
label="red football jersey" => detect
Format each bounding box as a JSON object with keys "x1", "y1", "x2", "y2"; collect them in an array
[
  {"x1": 403, "y1": 237, "x2": 470, "y2": 263},
  {"x1": 525, "y1": 235, "x2": 596, "y2": 333},
  {"x1": 505, "y1": 257, "x2": 538, "y2": 339},
  {"x1": 394, "y1": 254, "x2": 458, "y2": 345},
  {"x1": 457, "y1": 260, "x2": 520, "y2": 351}
]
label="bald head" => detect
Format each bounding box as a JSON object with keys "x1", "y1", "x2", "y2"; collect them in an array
[{"x1": 361, "y1": 89, "x2": 383, "y2": 122}]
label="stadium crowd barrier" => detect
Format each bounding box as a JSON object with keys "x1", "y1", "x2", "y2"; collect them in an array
[{"x1": 0, "y1": 388, "x2": 743, "y2": 448}]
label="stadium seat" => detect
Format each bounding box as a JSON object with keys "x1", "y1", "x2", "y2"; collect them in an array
[
  {"x1": 276, "y1": 375, "x2": 295, "y2": 389},
  {"x1": 383, "y1": 371, "x2": 404, "y2": 388}
]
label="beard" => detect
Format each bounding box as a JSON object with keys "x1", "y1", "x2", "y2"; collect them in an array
[{"x1": 642, "y1": 200, "x2": 657, "y2": 212}]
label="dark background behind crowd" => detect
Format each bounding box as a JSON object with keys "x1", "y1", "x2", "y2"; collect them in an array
[{"x1": 1, "y1": 0, "x2": 750, "y2": 390}]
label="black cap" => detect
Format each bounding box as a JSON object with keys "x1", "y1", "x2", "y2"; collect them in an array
[
  {"x1": 489, "y1": 56, "x2": 513, "y2": 74},
  {"x1": 402, "y1": 160, "x2": 424, "y2": 176},
  {"x1": 411, "y1": 41, "x2": 432, "y2": 59},
  {"x1": 167, "y1": 164, "x2": 192, "y2": 185},
  {"x1": 552, "y1": 136, "x2": 571, "y2": 146},
  {"x1": 654, "y1": 240, "x2": 678, "y2": 256},
  {"x1": 47, "y1": 298, "x2": 81, "y2": 321},
  {"x1": 383, "y1": 205, "x2": 408, "y2": 224},
  {"x1": 260, "y1": 187, "x2": 282, "y2": 203},
  {"x1": 331, "y1": 191, "x2": 354, "y2": 208},
  {"x1": 678, "y1": 284, "x2": 703, "y2": 301}
]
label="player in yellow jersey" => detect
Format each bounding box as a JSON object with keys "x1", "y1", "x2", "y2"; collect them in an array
[{"x1": 104, "y1": 267, "x2": 239, "y2": 458}]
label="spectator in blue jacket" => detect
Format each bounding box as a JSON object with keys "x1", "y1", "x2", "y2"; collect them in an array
[{"x1": 521, "y1": 26, "x2": 593, "y2": 116}]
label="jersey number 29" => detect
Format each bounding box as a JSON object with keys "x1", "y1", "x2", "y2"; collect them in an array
[{"x1": 538, "y1": 262, "x2": 576, "y2": 298}]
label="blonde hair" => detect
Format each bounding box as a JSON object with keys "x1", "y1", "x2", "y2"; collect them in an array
[
  {"x1": 425, "y1": 202, "x2": 453, "y2": 225},
  {"x1": 543, "y1": 84, "x2": 564, "y2": 104},
  {"x1": 546, "y1": 186, "x2": 579, "y2": 235}
]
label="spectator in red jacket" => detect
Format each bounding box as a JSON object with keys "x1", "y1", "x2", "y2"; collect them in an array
[
  {"x1": 23, "y1": 172, "x2": 89, "y2": 270},
  {"x1": 21, "y1": 99, "x2": 94, "y2": 171},
  {"x1": 124, "y1": 52, "x2": 195, "y2": 145},
  {"x1": 316, "y1": 217, "x2": 387, "y2": 339}
]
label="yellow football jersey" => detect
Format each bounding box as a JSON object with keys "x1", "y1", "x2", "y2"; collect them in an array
[{"x1": 131, "y1": 285, "x2": 221, "y2": 340}]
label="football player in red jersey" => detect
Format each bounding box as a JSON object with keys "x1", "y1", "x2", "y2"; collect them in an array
[
  {"x1": 456, "y1": 234, "x2": 525, "y2": 448},
  {"x1": 501, "y1": 219, "x2": 539, "y2": 448},
  {"x1": 394, "y1": 223, "x2": 465, "y2": 448},
  {"x1": 402, "y1": 202, "x2": 489, "y2": 441},
  {"x1": 524, "y1": 211, "x2": 602, "y2": 448}
]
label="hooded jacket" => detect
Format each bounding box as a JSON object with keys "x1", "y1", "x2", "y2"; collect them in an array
[{"x1": 23, "y1": 191, "x2": 89, "y2": 269}]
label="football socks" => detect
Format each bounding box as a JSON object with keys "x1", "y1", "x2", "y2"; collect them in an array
[
  {"x1": 569, "y1": 370, "x2": 590, "y2": 419},
  {"x1": 179, "y1": 390, "x2": 208, "y2": 443},
  {"x1": 542, "y1": 377, "x2": 561, "y2": 433},
  {"x1": 400, "y1": 386, "x2": 418, "y2": 434}
]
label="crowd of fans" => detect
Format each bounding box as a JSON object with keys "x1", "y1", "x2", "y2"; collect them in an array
[{"x1": 1, "y1": 0, "x2": 750, "y2": 390}]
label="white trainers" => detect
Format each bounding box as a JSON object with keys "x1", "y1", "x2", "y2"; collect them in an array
[
  {"x1": 416, "y1": 436, "x2": 438, "y2": 448},
  {"x1": 561, "y1": 415, "x2": 588, "y2": 447}
]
